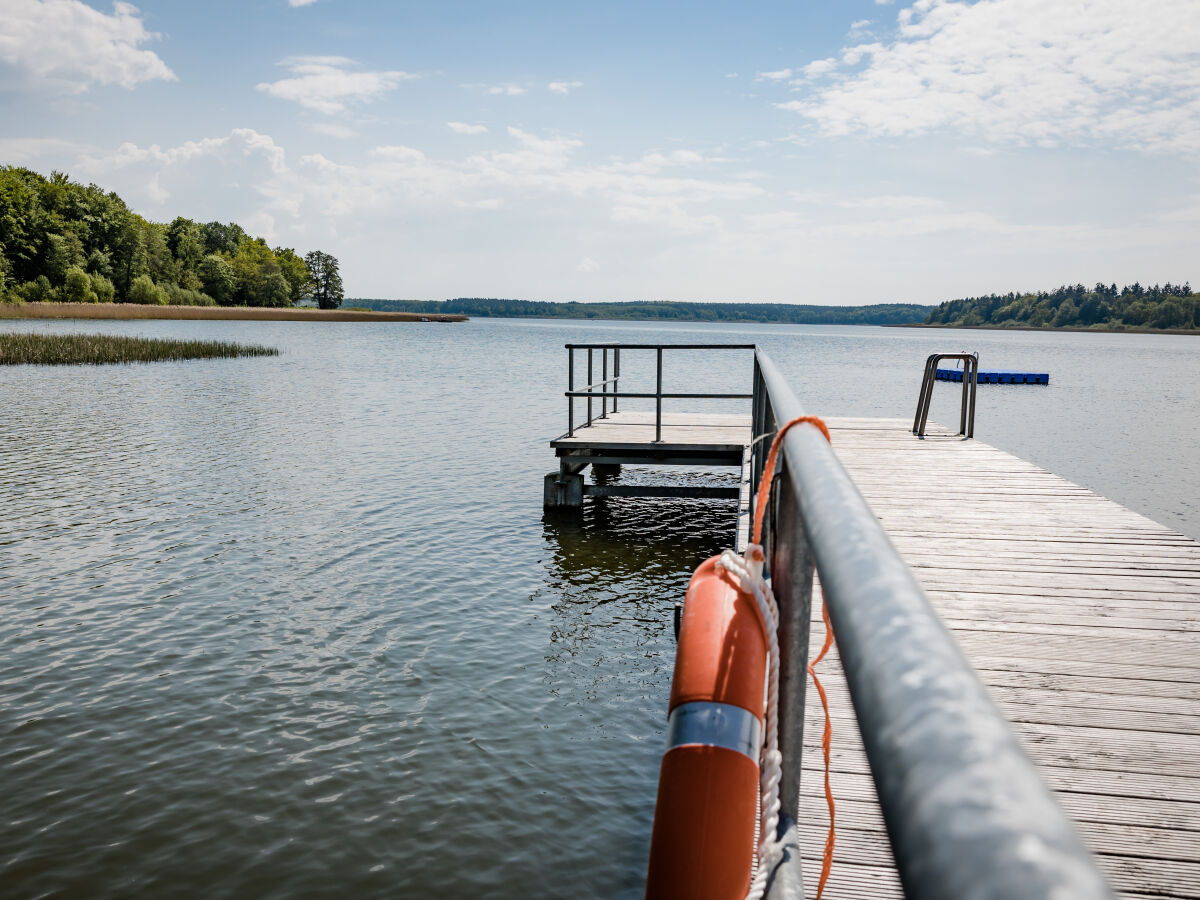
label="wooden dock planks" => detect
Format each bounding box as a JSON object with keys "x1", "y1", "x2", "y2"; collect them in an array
[
  {"x1": 797, "y1": 418, "x2": 1200, "y2": 899},
  {"x1": 551, "y1": 410, "x2": 751, "y2": 452}
]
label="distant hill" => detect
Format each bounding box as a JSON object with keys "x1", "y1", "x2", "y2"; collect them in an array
[
  {"x1": 349, "y1": 297, "x2": 934, "y2": 325},
  {"x1": 924, "y1": 282, "x2": 1196, "y2": 331}
]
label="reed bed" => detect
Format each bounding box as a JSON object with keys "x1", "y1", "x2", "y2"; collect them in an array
[{"x1": 0, "y1": 332, "x2": 279, "y2": 366}]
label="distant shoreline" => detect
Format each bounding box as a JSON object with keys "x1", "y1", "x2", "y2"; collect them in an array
[
  {"x1": 895, "y1": 322, "x2": 1200, "y2": 336},
  {"x1": 0, "y1": 302, "x2": 467, "y2": 323}
]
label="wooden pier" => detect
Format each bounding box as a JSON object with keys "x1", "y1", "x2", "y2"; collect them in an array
[
  {"x1": 800, "y1": 419, "x2": 1200, "y2": 899},
  {"x1": 549, "y1": 343, "x2": 1199, "y2": 897}
]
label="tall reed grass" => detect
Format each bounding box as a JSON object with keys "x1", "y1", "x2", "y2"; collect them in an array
[{"x1": 0, "y1": 332, "x2": 279, "y2": 365}]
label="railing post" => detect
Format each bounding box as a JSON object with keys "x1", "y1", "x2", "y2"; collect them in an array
[
  {"x1": 655, "y1": 347, "x2": 663, "y2": 442},
  {"x1": 568, "y1": 346, "x2": 575, "y2": 437},
  {"x1": 959, "y1": 355, "x2": 971, "y2": 435},
  {"x1": 587, "y1": 347, "x2": 594, "y2": 427},
  {"x1": 967, "y1": 355, "x2": 978, "y2": 439},
  {"x1": 769, "y1": 470, "x2": 814, "y2": 829},
  {"x1": 601, "y1": 347, "x2": 608, "y2": 419},
  {"x1": 614, "y1": 348, "x2": 620, "y2": 413}
]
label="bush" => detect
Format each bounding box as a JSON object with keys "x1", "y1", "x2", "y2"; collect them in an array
[
  {"x1": 197, "y1": 254, "x2": 235, "y2": 305},
  {"x1": 15, "y1": 276, "x2": 56, "y2": 303},
  {"x1": 61, "y1": 266, "x2": 99, "y2": 303},
  {"x1": 127, "y1": 274, "x2": 167, "y2": 305},
  {"x1": 161, "y1": 283, "x2": 216, "y2": 306},
  {"x1": 90, "y1": 272, "x2": 116, "y2": 303}
]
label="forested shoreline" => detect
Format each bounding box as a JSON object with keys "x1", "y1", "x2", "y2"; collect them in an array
[
  {"x1": 0, "y1": 167, "x2": 343, "y2": 309},
  {"x1": 924, "y1": 283, "x2": 1197, "y2": 331},
  {"x1": 352, "y1": 297, "x2": 934, "y2": 325}
]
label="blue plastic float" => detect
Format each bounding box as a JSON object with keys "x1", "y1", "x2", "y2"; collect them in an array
[{"x1": 935, "y1": 369, "x2": 1048, "y2": 384}]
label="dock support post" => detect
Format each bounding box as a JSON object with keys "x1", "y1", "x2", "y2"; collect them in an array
[
  {"x1": 544, "y1": 458, "x2": 588, "y2": 508},
  {"x1": 544, "y1": 471, "x2": 584, "y2": 507}
]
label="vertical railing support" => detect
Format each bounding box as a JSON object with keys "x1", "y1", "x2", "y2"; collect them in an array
[
  {"x1": 613, "y1": 348, "x2": 620, "y2": 414},
  {"x1": 601, "y1": 348, "x2": 608, "y2": 419},
  {"x1": 587, "y1": 348, "x2": 594, "y2": 427},
  {"x1": 655, "y1": 347, "x2": 663, "y2": 442},
  {"x1": 567, "y1": 347, "x2": 575, "y2": 437}
]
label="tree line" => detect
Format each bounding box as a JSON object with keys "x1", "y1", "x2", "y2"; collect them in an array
[
  {"x1": 0, "y1": 167, "x2": 344, "y2": 309},
  {"x1": 353, "y1": 297, "x2": 935, "y2": 325},
  {"x1": 925, "y1": 282, "x2": 1197, "y2": 331}
]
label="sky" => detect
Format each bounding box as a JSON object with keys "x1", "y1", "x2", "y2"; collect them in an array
[{"x1": 0, "y1": 0, "x2": 1197, "y2": 304}]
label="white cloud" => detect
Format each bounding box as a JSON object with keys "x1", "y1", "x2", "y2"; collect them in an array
[
  {"x1": 758, "y1": 68, "x2": 793, "y2": 81},
  {"x1": 447, "y1": 121, "x2": 488, "y2": 135},
  {"x1": 64, "y1": 125, "x2": 760, "y2": 241},
  {"x1": 799, "y1": 58, "x2": 837, "y2": 79},
  {"x1": 288, "y1": 0, "x2": 318, "y2": 5},
  {"x1": 256, "y1": 56, "x2": 417, "y2": 114},
  {"x1": 548, "y1": 81, "x2": 582, "y2": 94},
  {"x1": 311, "y1": 122, "x2": 356, "y2": 139},
  {"x1": 785, "y1": 0, "x2": 1200, "y2": 155},
  {"x1": 0, "y1": 136, "x2": 89, "y2": 163},
  {"x1": 611, "y1": 149, "x2": 707, "y2": 175},
  {"x1": 576, "y1": 257, "x2": 600, "y2": 273},
  {"x1": 467, "y1": 83, "x2": 526, "y2": 96},
  {"x1": 0, "y1": 0, "x2": 175, "y2": 92},
  {"x1": 850, "y1": 19, "x2": 872, "y2": 30}
]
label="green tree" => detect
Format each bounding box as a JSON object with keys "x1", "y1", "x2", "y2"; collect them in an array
[
  {"x1": 197, "y1": 254, "x2": 236, "y2": 305},
  {"x1": 253, "y1": 272, "x2": 292, "y2": 307},
  {"x1": 202, "y1": 221, "x2": 248, "y2": 255},
  {"x1": 127, "y1": 274, "x2": 166, "y2": 305},
  {"x1": 166, "y1": 217, "x2": 204, "y2": 271},
  {"x1": 144, "y1": 223, "x2": 175, "y2": 286},
  {"x1": 44, "y1": 232, "x2": 83, "y2": 284},
  {"x1": 305, "y1": 250, "x2": 343, "y2": 309},
  {"x1": 90, "y1": 271, "x2": 116, "y2": 303},
  {"x1": 274, "y1": 247, "x2": 309, "y2": 305},
  {"x1": 61, "y1": 265, "x2": 98, "y2": 303},
  {"x1": 230, "y1": 239, "x2": 284, "y2": 306}
]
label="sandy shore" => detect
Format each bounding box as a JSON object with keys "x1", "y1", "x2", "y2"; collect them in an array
[{"x1": 0, "y1": 303, "x2": 467, "y2": 323}]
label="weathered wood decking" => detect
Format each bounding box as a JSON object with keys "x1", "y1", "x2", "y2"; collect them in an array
[
  {"x1": 551, "y1": 410, "x2": 750, "y2": 455},
  {"x1": 800, "y1": 418, "x2": 1200, "y2": 899}
]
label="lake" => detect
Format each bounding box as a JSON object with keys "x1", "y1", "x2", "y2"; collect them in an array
[{"x1": 1, "y1": 317, "x2": 1197, "y2": 898}]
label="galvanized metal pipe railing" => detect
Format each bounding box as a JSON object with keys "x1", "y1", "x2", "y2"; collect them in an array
[
  {"x1": 564, "y1": 343, "x2": 755, "y2": 439},
  {"x1": 751, "y1": 349, "x2": 1113, "y2": 900}
]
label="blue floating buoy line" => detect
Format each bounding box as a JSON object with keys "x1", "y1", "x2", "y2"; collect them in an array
[{"x1": 935, "y1": 369, "x2": 1048, "y2": 384}]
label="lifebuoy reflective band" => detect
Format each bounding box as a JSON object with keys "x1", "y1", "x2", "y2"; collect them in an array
[{"x1": 645, "y1": 554, "x2": 770, "y2": 900}]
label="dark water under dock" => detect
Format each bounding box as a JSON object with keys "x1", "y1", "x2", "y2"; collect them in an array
[{"x1": 1, "y1": 318, "x2": 1198, "y2": 897}]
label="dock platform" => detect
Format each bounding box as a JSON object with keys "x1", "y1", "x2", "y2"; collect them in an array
[
  {"x1": 799, "y1": 418, "x2": 1200, "y2": 899},
  {"x1": 546, "y1": 410, "x2": 750, "y2": 505}
]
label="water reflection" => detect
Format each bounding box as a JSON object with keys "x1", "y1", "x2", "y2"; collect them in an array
[{"x1": 538, "y1": 471, "x2": 739, "y2": 708}]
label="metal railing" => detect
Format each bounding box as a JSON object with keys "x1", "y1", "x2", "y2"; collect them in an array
[
  {"x1": 913, "y1": 352, "x2": 978, "y2": 438},
  {"x1": 749, "y1": 349, "x2": 1112, "y2": 899},
  {"x1": 564, "y1": 343, "x2": 755, "y2": 441}
]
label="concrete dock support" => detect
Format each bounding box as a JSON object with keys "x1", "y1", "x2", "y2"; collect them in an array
[{"x1": 544, "y1": 471, "x2": 584, "y2": 507}]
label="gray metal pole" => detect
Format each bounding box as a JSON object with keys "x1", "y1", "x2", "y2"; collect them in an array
[
  {"x1": 655, "y1": 347, "x2": 663, "y2": 442},
  {"x1": 755, "y1": 350, "x2": 1113, "y2": 900}
]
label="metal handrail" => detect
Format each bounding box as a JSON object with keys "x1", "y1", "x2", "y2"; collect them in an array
[
  {"x1": 750, "y1": 349, "x2": 1112, "y2": 900},
  {"x1": 565, "y1": 343, "x2": 755, "y2": 441},
  {"x1": 913, "y1": 352, "x2": 978, "y2": 437}
]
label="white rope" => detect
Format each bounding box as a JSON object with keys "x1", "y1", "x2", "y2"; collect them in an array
[{"x1": 716, "y1": 545, "x2": 784, "y2": 900}]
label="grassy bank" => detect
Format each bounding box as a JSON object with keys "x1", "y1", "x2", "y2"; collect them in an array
[
  {"x1": 0, "y1": 302, "x2": 467, "y2": 323},
  {"x1": 0, "y1": 332, "x2": 279, "y2": 366}
]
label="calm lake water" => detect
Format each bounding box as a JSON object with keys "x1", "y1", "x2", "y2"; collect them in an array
[{"x1": 2, "y1": 317, "x2": 1198, "y2": 898}]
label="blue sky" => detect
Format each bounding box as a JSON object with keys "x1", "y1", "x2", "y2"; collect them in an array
[{"x1": 1, "y1": 0, "x2": 1197, "y2": 303}]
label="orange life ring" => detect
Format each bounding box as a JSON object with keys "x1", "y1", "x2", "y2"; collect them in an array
[{"x1": 645, "y1": 554, "x2": 769, "y2": 900}]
